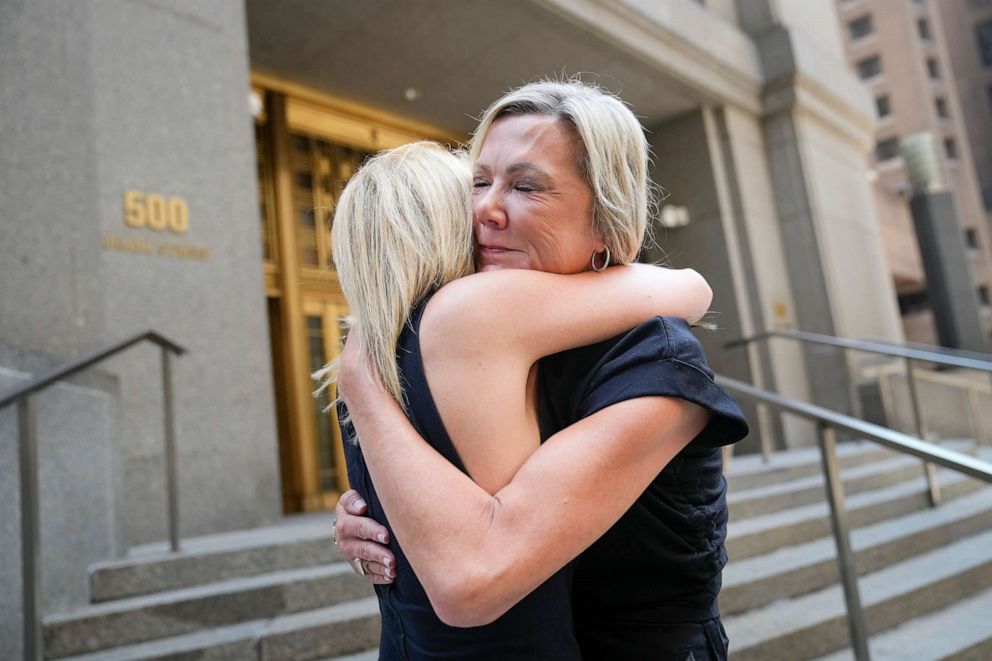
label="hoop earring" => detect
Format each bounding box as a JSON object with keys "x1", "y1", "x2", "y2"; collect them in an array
[{"x1": 590, "y1": 245, "x2": 611, "y2": 272}]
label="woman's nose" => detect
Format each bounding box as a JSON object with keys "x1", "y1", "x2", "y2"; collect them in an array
[{"x1": 473, "y1": 187, "x2": 508, "y2": 229}]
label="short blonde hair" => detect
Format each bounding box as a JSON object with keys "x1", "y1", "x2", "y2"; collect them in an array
[
  {"x1": 469, "y1": 79, "x2": 652, "y2": 264},
  {"x1": 313, "y1": 142, "x2": 474, "y2": 410}
]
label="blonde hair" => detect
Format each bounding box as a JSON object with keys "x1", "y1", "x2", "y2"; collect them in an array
[
  {"x1": 469, "y1": 79, "x2": 653, "y2": 264},
  {"x1": 312, "y1": 142, "x2": 474, "y2": 410}
]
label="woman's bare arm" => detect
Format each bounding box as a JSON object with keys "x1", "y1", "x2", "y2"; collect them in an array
[
  {"x1": 427, "y1": 264, "x2": 711, "y2": 366},
  {"x1": 338, "y1": 341, "x2": 708, "y2": 627},
  {"x1": 417, "y1": 264, "x2": 710, "y2": 493}
]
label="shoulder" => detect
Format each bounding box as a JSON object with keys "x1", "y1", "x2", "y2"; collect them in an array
[
  {"x1": 422, "y1": 270, "x2": 558, "y2": 339},
  {"x1": 582, "y1": 317, "x2": 749, "y2": 448},
  {"x1": 592, "y1": 316, "x2": 710, "y2": 370}
]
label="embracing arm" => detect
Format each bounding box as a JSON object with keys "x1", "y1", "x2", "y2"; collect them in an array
[
  {"x1": 418, "y1": 264, "x2": 711, "y2": 495},
  {"x1": 429, "y1": 264, "x2": 711, "y2": 364},
  {"x1": 339, "y1": 352, "x2": 708, "y2": 627}
]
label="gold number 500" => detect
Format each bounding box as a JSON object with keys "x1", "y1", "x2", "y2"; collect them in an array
[{"x1": 124, "y1": 189, "x2": 189, "y2": 234}]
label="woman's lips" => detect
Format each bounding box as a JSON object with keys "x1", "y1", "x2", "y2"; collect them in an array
[{"x1": 479, "y1": 245, "x2": 514, "y2": 254}]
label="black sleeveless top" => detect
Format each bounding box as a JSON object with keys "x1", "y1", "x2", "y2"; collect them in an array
[{"x1": 340, "y1": 298, "x2": 580, "y2": 660}]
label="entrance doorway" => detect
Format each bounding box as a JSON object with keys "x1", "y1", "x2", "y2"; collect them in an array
[{"x1": 253, "y1": 74, "x2": 461, "y2": 512}]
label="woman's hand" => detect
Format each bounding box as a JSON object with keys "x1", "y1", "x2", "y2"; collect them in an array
[
  {"x1": 333, "y1": 490, "x2": 396, "y2": 585},
  {"x1": 334, "y1": 331, "x2": 399, "y2": 584}
]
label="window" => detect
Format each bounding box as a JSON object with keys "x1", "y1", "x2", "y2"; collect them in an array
[
  {"x1": 876, "y1": 95, "x2": 891, "y2": 118},
  {"x1": 982, "y1": 183, "x2": 992, "y2": 211},
  {"x1": 945, "y1": 137, "x2": 958, "y2": 159},
  {"x1": 849, "y1": 15, "x2": 873, "y2": 40},
  {"x1": 876, "y1": 137, "x2": 900, "y2": 161},
  {"x1": 858, "y1": 56, "x2": 882, "y2": 79},
  {"x1": 918, "y1": 18, "x2": 932, "y2": 41},
  {"x1": 935, "y1": 96, "x2": 948, "y2": 118},
  {"x1": 966, "y1": 228, "x2": 980, "y2": 250},
  {"x1": 898, "y1": 290, "x2": 929, "y2": 314},
  {"x1": 979, "y1": 285, "x2": 991, "y2": 306},
  {"x1": 978, "y1": 19, "x2": 992, "y2": 67},
  {"x1": 927, "y1": 57, "x2": 941, "y2": 79}
]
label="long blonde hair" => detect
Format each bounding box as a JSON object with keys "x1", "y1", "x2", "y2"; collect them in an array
[
  {"x1": 470, "y1": 79, "x2": 653, "y2": 264},
  {"x1": 312, "y1": 142, "x2": 474, "y2": 410}
]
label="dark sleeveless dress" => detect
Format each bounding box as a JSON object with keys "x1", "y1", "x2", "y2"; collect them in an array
[
  {"x1": 339, "y1": 297, "x2": 580, "y2": 660},
  {"x1": 538, "y1": 316, "x2": 749, "y2": 661}
]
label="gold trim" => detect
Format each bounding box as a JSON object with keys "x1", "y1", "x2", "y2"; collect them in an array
[
  {"x1": 268, "y1": 91, "x2": 321, "y2": 509},
  {"x1": 254, "y1": 74, "x2": 461, "y2": 511},
  {"x1": 251, "y1": 71, "x2": 465, "y2": 145}
]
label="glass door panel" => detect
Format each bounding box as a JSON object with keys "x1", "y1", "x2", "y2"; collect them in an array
[{"x1": 304, "y1": 299, "x2": 350, "y2": 500}]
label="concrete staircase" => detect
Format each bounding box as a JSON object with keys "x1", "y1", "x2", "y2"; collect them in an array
[
  {"x1": 43, "y1": 515, "x2": 379, "y2": 660},
  {"x1": 42, "y1": 441, "x2": 992, "y2": 660},
  {"x1": 723, "y1": 440, "x2": 992, "y2": 661}
]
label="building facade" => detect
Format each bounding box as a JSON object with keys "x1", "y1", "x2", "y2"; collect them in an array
[
  {"x1": 1, "y1": 0, "x2": 908, "y2": 652},
  {"x1": 836, "y1": 0, "x2": 992, "y2": 344},
  {"x1": 937, "y1": 0, "x2": 992, "y2": 214}
]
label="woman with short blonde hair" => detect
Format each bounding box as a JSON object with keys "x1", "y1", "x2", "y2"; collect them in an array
[
  {"x1": 321, "y1": 135, "x2": 716, "y2": 658},
  {"x1": 332, "y1": 79, "x2": 747, "y2": 660}
]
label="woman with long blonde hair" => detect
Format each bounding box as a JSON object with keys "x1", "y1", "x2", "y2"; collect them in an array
[{"x1": 332, "y1": 80, "x2": 748, "y2": 661}]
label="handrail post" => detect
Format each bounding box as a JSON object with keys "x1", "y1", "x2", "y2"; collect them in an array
[
  {"x1": 161, "y1": 347, "x2": 180, "y2": 552},
  {"x1": 759, "y1": 402, "x2": 771, "y2": 463},
  {"x1": 19, "y1": 397, "x2": 42, "y2": 661},
  {"x1": 904, "y1": 358, "x2": 941, "y2": 506},
  {"x1": 817, "y1": 423, "x2": 871, "y2": 661}
]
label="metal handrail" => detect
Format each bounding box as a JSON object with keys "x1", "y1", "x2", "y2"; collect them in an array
[
  {"x1": 726, "y1": 329, "x2": 992, "y2": 372},
  {"x1": 726, "y1": 329, "x2": 992, "y2": 505},
  {"x1": 863, "y1": 336, "x2": 992, "y2": 363},
  {"x1": 716, "y1": 375, "x2": 992, "y2": 661},
  {"x1": 1, "y1": 330, "x2": 185, "y2": 661}
]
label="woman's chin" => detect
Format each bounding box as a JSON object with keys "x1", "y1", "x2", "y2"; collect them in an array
[{"x1": 476, "y1": 255, "x2": 532, "y2": 272}]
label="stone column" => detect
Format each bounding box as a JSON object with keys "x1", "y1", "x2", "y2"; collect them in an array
[
  {"x1": 0, "y1": 0, "x2": 282, "y2": 551},
  {"x1": 903, "y1": 133, "x2": 987, "y2": 351}
]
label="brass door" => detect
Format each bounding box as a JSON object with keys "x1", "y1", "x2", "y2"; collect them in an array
[{"x1": 252, "y1": 78, "x2": 462, "y2": 512}]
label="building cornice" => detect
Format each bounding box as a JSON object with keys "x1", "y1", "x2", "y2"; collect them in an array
[
  {"x1": 534, "y1": 0, "x2": 876, "y2": 150},
  {"x1": 534, "y1": 0, "x2": 765, "y2": 115}
]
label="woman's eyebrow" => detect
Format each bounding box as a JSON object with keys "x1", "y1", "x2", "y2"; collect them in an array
[{"x1": 506, "y1": 162, "x2": 549, "y2": 178}]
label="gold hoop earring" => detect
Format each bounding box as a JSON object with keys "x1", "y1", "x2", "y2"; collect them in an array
[{"x1": 590, "y1": 246, "x2": 611, "y2": 272}]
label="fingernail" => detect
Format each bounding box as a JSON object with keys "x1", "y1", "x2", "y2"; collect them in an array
[
  {"x1": 377, "y1": 532, "x2": 387, "y2": 543},
  {"x1": 383, "y1": 557, "x2": 394, "y2": 568},
  {"x1": 385, "y1": 568, "x2": 394, "y2": 578}
]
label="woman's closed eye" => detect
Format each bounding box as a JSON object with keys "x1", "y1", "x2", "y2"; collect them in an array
[
  {"x1": 472, "y1": 177, "x2": 490, "y2": 189},
  {"x1": 513, "y1": 180, "x2": 541, "y2": 193}
]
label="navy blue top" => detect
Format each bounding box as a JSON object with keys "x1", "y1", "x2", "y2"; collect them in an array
[
  {"x1": 538, "y1": 316, "x2": 749, "y2": 660},
  {"x1": 340, "y1": 298, "x2": 580, "y2": 660}
]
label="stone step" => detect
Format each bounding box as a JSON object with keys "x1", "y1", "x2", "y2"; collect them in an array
[
  {"x1": 728, "y1": 454, "x2": 932, "y2": 521},
  {"x1": 90, "y1": 512, "x2": 339, "y2": 602},
  {"x1": 727, "y1": 467, "x2": 986, "y2": 560},
  {"x1": 724, "y1": 527, "x2": 992, "y2": 660},
  {"x1": 52, "y1": 596, "x2": 380, "y2": 661},
  {"x1": 725, "y1": 442, "x2": 895, "y2": 492},
  {"x1": 722, "y1": 487, "x2": 992, "y2": 615},
  {"x1": 813, "y1": 586, "x2": 992, "y2": 661},
  {"x1": 45, "y1": 563, "x2": 372, "y2": 658},
  {"x1": 321, "y1": 651, "x2": 379, "y2": 661}
]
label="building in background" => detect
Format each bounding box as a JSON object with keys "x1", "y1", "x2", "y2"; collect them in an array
[
  {"x1": 937, "y1": 0, "x2": 992, "y2": 212},
  {"x1": 2, "y1": 0, "x2": 911, "y2": 654},
  {"x1": 836, "y1": 0, "x2": 992, "y2": 344}
]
